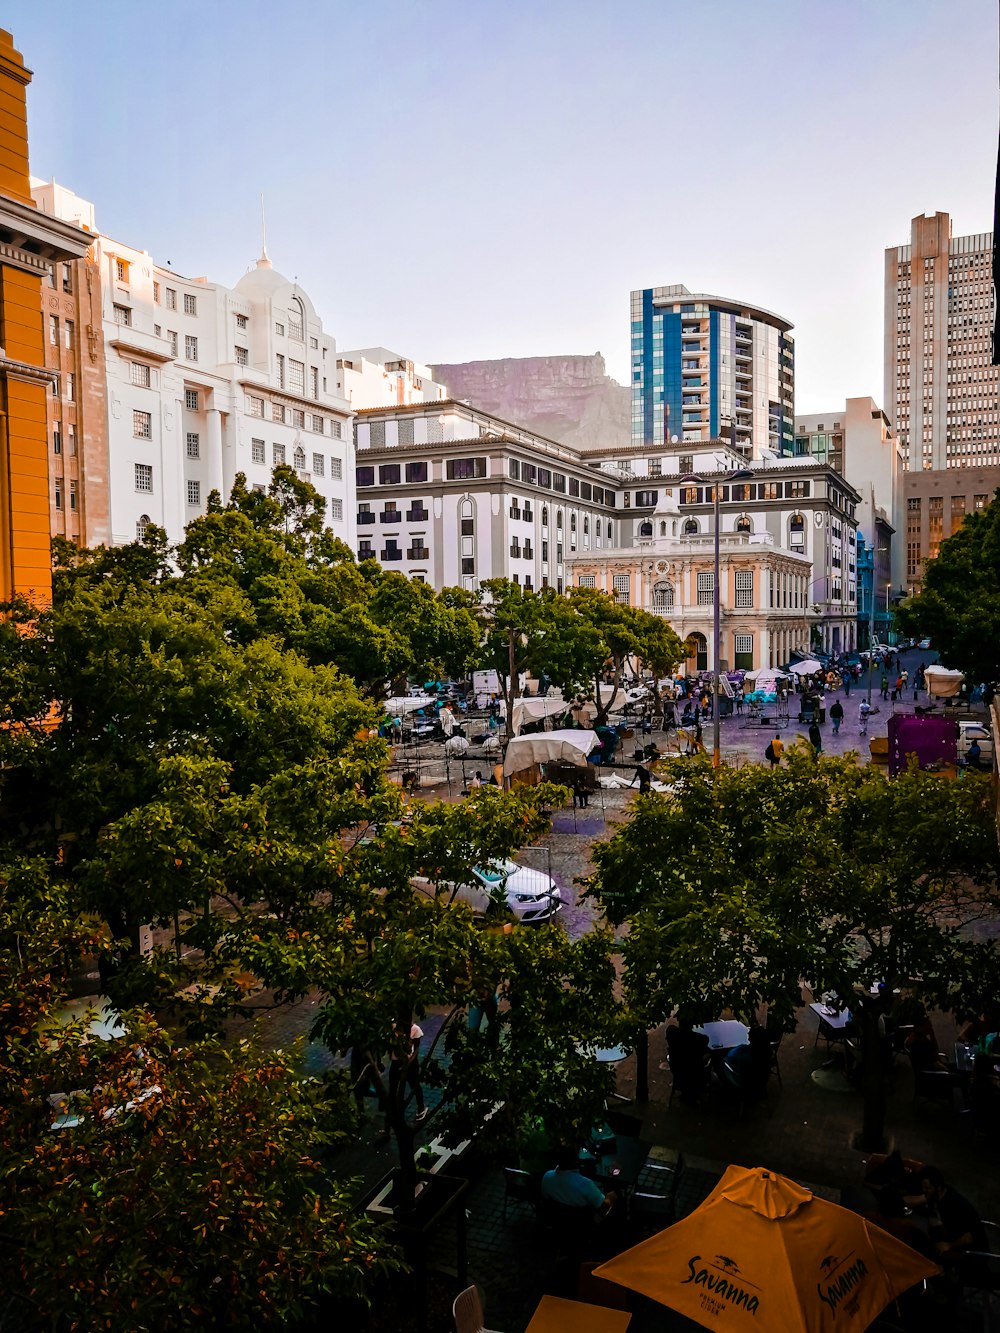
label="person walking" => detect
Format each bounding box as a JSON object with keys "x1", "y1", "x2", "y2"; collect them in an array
[
  {"x1": 880, "y1": 673, "x2": 889, "y2": 701},
  {"x1": 764, "y1": 734, "x2": 784, "y2": 767},
  {"x1": 859, "y1": 700, "x2": 872, "y2": 734},
  {"x1": 830, "y1": 698, "x2": 844, "y2": 735},
  {"x1": 387, "y1": 1020, "x2": 428, "y2": 1129},
  {"x1": 844, "y1": 672, "x2": 852, "y2": 698},
  {"x1": 629, "y1": 762, "x2": 652, "y2": 794},
  {"x1": 808, "y1": 720, "x2": 822, "y2": 756}
]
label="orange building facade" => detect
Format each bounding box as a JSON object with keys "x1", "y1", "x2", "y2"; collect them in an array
[{"x1": 0, "y1": 29, "x2": 91, "y2": 603}]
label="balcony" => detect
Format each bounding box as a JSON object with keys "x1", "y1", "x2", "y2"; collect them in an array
[
  {"x1": 357, "y1": 547, "x2": 375, "y2": 560},
  {"x1": 407, "y1": 547, "x2": 429, "y2": 560},
  {"x1": 406, "y1": 507, "x2": 428, "y2": 522},
  {"x1": 357, "y1": 512, "x2": 375, "y2": 525},
  {"x1": 380, "y1": 511, "x2": 402, "y2": 523},
  {"x1": 380, "y1": 548, "x2": 403, "y2": 562}
]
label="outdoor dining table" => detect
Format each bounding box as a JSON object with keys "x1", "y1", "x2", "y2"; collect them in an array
[
  {"x1": 526, "y1": 1293, "x2": 631, "y2": 1333},
  {"x1": 696, "y1": 1019, "x2": 749, "y2": 1050},
  {"x1": 581, "y1": 1134, "x2": 652, "y2": 1201},
  {"x1": 810, "y1": 1000, "x2": 852, "y2": 1031}
]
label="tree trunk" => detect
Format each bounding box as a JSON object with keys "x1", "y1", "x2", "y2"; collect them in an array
[
  {"x1": 635, "y1": 1028, "x2": 650, "y2": 1103},
  {"x1": 857, "y1": 1003, "x2": 888, "y2": 1151}
]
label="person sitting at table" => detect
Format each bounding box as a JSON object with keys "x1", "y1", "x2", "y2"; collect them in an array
[
  {"x1": 919, "y1": 1165, "x2": 989, "y2": 1277},
  {"x1": 905, "y1": 1010, "x2": 949, "y2": 1072},
  {"x1": 541, "y1": 1148, "x2": 618, "y2": 1218},
  {"x1": 665, "y1": 1016, "x2": 710, "y2": 1105},
  {"x1": 720, "y1": 1025, "x2": 772, "y2": 1103}
]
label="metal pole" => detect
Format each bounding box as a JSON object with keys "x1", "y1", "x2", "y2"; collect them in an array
[
  {"x1": 865, "y1": 549, "x2": 877, "y2": 707},
  {"x1": 713, "y1": 478, "x2": 721, "y2": 768}
]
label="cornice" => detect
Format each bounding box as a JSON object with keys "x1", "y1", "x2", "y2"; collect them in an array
[{"x1": 0, "y1": 353, "x2": 57, "y2": 388}]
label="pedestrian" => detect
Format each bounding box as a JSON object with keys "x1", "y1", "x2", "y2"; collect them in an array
[
  {"x1": 735, "y1": 688, "x2": 744, "y2": 717},
  {"x1": 808, "y1": 720, "x2": 822, "y2": 755},
  {"x1": 844, "y1": 672, "x2": 851, "y2": 697},
  {"x1": 387, "y1": 1020, "x2": 428, "y2": 1129},
  {"x1": 901, "y1": 669, "x2": 909, "y2": 689},
  {"x1": 629, "y1": 763, "x2": 652, "y2": 794},
  {"x1": 880, "y1": 673, "x2": 889, "y2": 701},
  {"x1": 470, "y1": 771, "x2": 483, "y2": 789},
  {"x1": 764, "y1": 734, "x2": 784, "y2": 767},
  {"x1": 830, "y1": 698, "x2": 844, "y2": 735},
  {"x1": 573, "y1": 773, "x2": 590, "y2": 807},
  {"x1": 859, "y1": 700, "x2": 872, "y2": 734}
]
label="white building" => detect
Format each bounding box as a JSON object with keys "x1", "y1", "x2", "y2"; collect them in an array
[
  {"x1": 31, "y1": 181, "x2": 354, "y2": 548},
  {"x1": 353, "y1": 401, "x2": 622, "y2": 591},
  {"x1": 339, "y1": 347, "x2": 448, "y2": 410}
]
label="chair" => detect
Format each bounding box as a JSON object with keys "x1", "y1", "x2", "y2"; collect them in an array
[
  {"x1": 501, "y1": 1166, "x2": 539, "y2": 1223},
  {"x1": 766, "y1": 1029, "x2": 784, "y2": 1086},
  {"x1": 631, "y1": 1152, "x2": 685, "y2": 1231},
  {"x1": 909, "y1": 1058, "x2": 958, "y2": 1108},
  {"x1": 452, "y1": 1284, "x2": 501, "y2": 1333}
]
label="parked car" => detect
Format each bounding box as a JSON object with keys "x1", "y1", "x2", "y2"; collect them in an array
[
  {"x1": 414, "y1": 859, "x2": 563, "y2": 924},
  {"x1": 918, "y1": 638, "x2": 932, "y2": 651},
  {"x1": 957, "y1": 721, "x2": 994, "y2": 767}
]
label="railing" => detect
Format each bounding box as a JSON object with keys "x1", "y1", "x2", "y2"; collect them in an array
[
  {"x1": 407, "y1": 548, "x2": 429, "y2": 560},
  {"x1": 380, "y1": 549, "x2": 403, "y2": 561},
  {"x1": 406, "y1": 508, "x2": 428, "y2": 521},
  {"x1": 379, "y1": 511, "x2": 402, "y2": 523},
  {"x1": 357, "y1": 512, "x2": 375, "y2": 525}
]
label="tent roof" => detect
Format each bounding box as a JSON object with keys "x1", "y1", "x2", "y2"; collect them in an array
[{"x1": 502, "y1": 729, "x2": 598, "y2": 776}]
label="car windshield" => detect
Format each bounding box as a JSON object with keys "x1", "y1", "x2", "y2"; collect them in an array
[{"x1": 476, "y1": 860, "x2": 519, "y2": 884}]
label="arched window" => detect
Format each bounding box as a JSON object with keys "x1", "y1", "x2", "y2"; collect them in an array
[
  {"x1": 541, "y1": 506, "x2": 548, "y2": 527},
  {"x1": 595, "y1": 519, "x2": 602, "y2": 538},
  {"x1": 583, "y1": 517, "x2": 589, "y2": 534},
  {"x1": 461, "y1": 497, "x2": 474, "y2": 518},
  {"x1": 570, "y1": 514, "x2": 577, "y2": 531},
  {"x1": 735, "y1": 514, "x2": 752, "y2": 533},
  {"x1": 683, "y1": 518, "x2": 699, "y2": 536},
  {"x1": 293, "y1": 446, "x2": 306, "y2": 470},
  {"x1": 136, "y1": 514, "x2": 151, "y2": 541},
  {"x1": 556, "y1": 509, "x2": 563, "y2": 529},
  {"x1": 659, "y1": 521, "x2": 667, "y2": 537},
  {"x1": 789, "y1": 513, "x2": 805, "y2": 549},
  {"x1": 652, "y1": 581, "x2": 674, "y2": 611},
  {"x1": 288, "y1": 295, "x2": 305, "y2": 341},
  {"x1": 639, "y1": 521, "x2": 653, "y2": 538}
]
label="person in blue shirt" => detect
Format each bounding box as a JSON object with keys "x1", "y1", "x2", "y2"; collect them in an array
[{"x1": 541, "y1": 1149, "x2": 617, "y2": 1214}]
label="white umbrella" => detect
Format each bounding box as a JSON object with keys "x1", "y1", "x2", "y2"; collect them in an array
[
  {"x1": 789, "y1": 659, "x2": 823, "y2": 676},
  {"x1": 444, "y1": 735, "x2": 469, "y2": 757},
  {"x1": 384, "y1": 695, "x2": 435, "y2": 716}
]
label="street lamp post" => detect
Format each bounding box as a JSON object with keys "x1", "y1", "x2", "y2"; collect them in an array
[{"x1": 680, "y1": 441, "x2": 753, "y2": 768}]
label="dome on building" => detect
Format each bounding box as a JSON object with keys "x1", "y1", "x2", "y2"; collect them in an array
[
  {"x1": 234, "y1": 253, "x2": 289, "y2": 299},
  {"x1": 653, "y1": 485, "x2": 680, "y2": 517}
]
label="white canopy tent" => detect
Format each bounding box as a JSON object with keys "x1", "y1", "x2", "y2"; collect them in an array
[
  {"x1": 788, "y1": 659, "x2": 823, "y2": 676},
  {"x1": 384, "y1": 695, "x2": 435, "y2": 716},
  {"x1": 924, "y1": 664, "x2": 965, "y2": 698},
  {"x1": 572, "y1": 686, "x2": 631, "y2": 723},
  {"x1": 502, "y1": 729, "x2": 599, "y2": 777},
  {"x1": 510, "y1": 694, "x2": 567, "y2": 735}
]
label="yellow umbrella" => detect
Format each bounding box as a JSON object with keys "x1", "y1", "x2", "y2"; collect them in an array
[{"x1": 595, "y1": 1165, "x2": 938, "y2": 1332}]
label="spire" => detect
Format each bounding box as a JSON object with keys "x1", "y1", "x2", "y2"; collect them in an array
[{"x1": 257, "y1": 193, "x2": 271, "y2": 269}]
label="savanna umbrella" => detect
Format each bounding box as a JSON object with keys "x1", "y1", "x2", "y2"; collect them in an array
[{"x1": 594, "y1": 1165, "x2": 937, "y2": 1332}]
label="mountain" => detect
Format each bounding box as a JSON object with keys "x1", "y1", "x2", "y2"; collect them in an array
[{"x1": 430, "y1": 353, "x2": 630, "y2": 454}]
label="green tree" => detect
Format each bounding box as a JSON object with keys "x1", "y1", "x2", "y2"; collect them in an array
[
  {"x1": 0, "y1": 854, "x2": 399, "y2": 1331},
  {"x1": 896, "y1": 487, "x2": 1000, "y2": 683},
  {"x1": 586, "y1": 750, "x2": 1000, "y2": 1148},
  {"x1": 568, "y1": 587, "x2": 687, "y2": 724}
]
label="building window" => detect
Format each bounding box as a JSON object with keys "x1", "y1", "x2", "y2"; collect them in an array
[
  {"x1": 135, "y1": 464, "x2": 153, "y2": 493},
  {"x1": 54, "y1": 478, "x2": 62, "y2": 510},
  {"x1": 273, "y1": 443, "x2": 285, "y2": 465},
  {"x1": 696, "y1": 571, "x2": 715, "y2": 605},
  {"x1": 288, "y1": 301, "x2": 304, "y2": 341},
  {"x1": 735, "y1": 514, "x2": 751, "y2": 533},
  {"x1": 331, "y1": 457, "x2": 343, "y2": 480},
  {"x1": 310, "y1": 366, "x2": 319, "y2": 399},
  {"x1": 235, "y1": 313, "x2": 248, "y2": 330},
  {"x1": 272, "y1": 403, "x2": 285, "y2": 424},
  {"x1": 578, "y1": 573, "x2": 596, "y2": 588},
  {"x1": 275, "y1": 321, "x2": 285, "y2": 337},
  {"x1": 133, "y1": 410, "x2": 152, "y2": 439},
  {"x1": 251, "y1": 438, "x2": 265, "y2": 464},
  {"x1": 294, "y1": 446, "x2": 306, "y2": 471},
  {"x1": 184, "y1": 335, "x2": 198, "y2": 361},
  {"x1": 166, "y1": 287, "x2": 177, "y2": 310},
  {"x1": 136, "y1": 514, "x2": 151, "y2": 540},
  {"x1": 49, "y1": 315, "x2": 58, "y2": 345},
  {"x1": 53, "y1": 425, "x2": 62, "y2": 454},
  {"x1": 185, "y1": 388, "x2": 199, "y2": 410},
  {"x1": 356, "y1": 466, "x2": 375, "y2": 487},
  {"x1": 130, "y1": 362, "x2": 151, "y2": 387},
  {"x1": 612, "y1": 573, "x2": 630, "y2": 605},
  {"x1": 61, "y1": 263, "x2": 73, "y2": 294},
  {"x1": 289, "y1": 359, "x2": 305, "y2": 394},
  {"x1": 186, "y1": 432, "x2": 200, "y2": 459},
  {"x1": 291, "y1": 408, "x2": 305, "y2": 428},
  {"x1": 312, "y1": 414, "x2": 324, "y2": 433},
  {"x1": 789, "y1": 514, "x2": 805, "y2": 547},
  {"x1": 116, "y1": 258, "x2": 129, "y2": 283},
  {"x1": 183, "y1": 293, "x2": 197, "y2": 316},
  {"x1": 168, "y1": 331, "x2": 178, "y2": 357},
  {"x1": 113, "y1": 303, "x2": 131, "y2": 326},
  {"x1": 974, "y1": 493, "x2": 988, "y2": 510},
  {"x1": 379, "y1": 464, "x2": 401, "y2": 484},
  {"x1": 187, "y1": 480, "x2": 201, "y2": 506},
  {"x1": 312, "y1": 453, "x2": 325, "y2": 476},
  {"x1": 330, "y1": 497, "x2": 343, "y2": 521},
  {"x1": 446, "y1": 458, "x2": 487, "y2": 479},
  {"x1": 461, "y1": 558, "x2": 475, "y2": 575},
  {"x1": 247, "y1": 395, "x2": 264, "y2": 417},
  {"x1": 331, "y1": 420, "x2": 342, "y2": 439},
  {"x1": 951, "y1": 495, "x2": 967, "y2": 531},
  {"x1": 683, "y1": 518, "x2": 699, "y2": 536},
  {"x1": 62, "y1": 314, "x2": 73, "y2": 345},
  {"x1": 275, "y1": 353, "x2": 285, "y2": 387},
  {"x1": 735, "y1": 570, "x2": 754, "y2": 608},
  {"x1": 67, "y1": 481, "x2": 77, "y2": 512},
  {"x1": 786, "y1": 480, "x2": 811, "y2": 499},
  {"x1": 68, "y1": 424, "x2": 77, "y2": 456},
  {"x1": 635, "y1": 490, "x2": 658, "y2": 507},
  {"x1": 651, "y1": 581, "x2": 674, "y2": 610},
  {"x1": 235, "y1": 345, "x2": 248, "y2": 366},
  {"x1": 733, "y1": 633, "x2": 754, "y2": 670}
]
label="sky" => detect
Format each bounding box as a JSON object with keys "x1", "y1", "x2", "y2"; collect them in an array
[{"x1": 7, "y1": 0, "x2": 999, "y2": 413}]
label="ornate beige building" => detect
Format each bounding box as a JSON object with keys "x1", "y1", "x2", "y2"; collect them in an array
[{"x1": 566, "y1": 494, "x2": 811, "y2": 673}]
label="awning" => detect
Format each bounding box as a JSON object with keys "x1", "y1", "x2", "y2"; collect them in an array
[
  {"x1": 502, "y1": 729, "x2": 599, "y2": 776},
  {"x1": 384, "y1": 695, "x2": 436, "y2": 716},
  {"x1": 511, "y1": 695, "x2": 568, "y2": 734}
]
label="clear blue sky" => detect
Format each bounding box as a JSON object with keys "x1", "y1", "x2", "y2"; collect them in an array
[{"x1": 7, "y1": 0, "x2": 998, "y2": 412}]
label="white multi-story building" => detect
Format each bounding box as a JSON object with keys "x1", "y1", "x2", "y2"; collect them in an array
[
  {"x1": 885, "y1": 211, "x2": 1000, "y2": 472},
  {"x1": 339, "y1": 347, "x2": 448, "y2": 410},
  {"x1": 353, "y1": 401, "x2": 622, "y2": 591},
  {"x1": 31, "y1": 181, "x2": 354, "y2": 548}
]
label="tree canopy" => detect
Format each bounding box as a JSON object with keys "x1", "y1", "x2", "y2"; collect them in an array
[{"x1": 896, "y1": 486, "x2": 1000, "y2": 683}]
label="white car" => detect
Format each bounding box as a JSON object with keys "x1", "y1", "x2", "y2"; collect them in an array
[
  {"x1": 415, "y1": 859, "x2": 563, "y2": 924},
  {"x1": 957, "y1": 721, "x2": 993, "y2": 767},
  {"x1": 918, "y1": 638, "x2": 932, "y2": 651}
]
